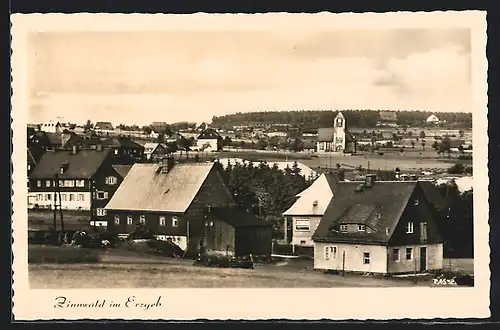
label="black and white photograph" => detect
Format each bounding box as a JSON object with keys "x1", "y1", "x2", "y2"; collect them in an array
[{"x1": 11, "y1": 12, "x2": 489, "y2": 320}]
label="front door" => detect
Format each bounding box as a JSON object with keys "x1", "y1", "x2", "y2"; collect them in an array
[{"x1": 420, "y1": 247, "x2": 427, "y2": 272}]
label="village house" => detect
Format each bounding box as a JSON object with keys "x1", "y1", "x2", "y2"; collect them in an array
[
  {"x1": 282, "y1": 172, "x2": 338, "y2": 250},
  {"x1": 28, "y1": 148, "x2": 125, "y2": 227},
  {"x1": 376, "y1": 111, "x2": 398, "y2": 127},
  {"x1": 143, "y1": 143, "x2": 167, "y2": 162},
  {"x1": 301, "y1": 136, "x2": 317, "y2": 153},
  {"x1": 40, "y1": 119, "x2": 62, "y2": 133},
  {"x1": 196, "y1": 128, "x2": 222, "y2": 152},
  {"x1": 93, "y1": 121, "x2": 115, "y2": 135},
  {"x1": 101, "y1": 136, "x2": 145, "y2": 164},
  {"x1": 104, "y1": 160, "x2": 235, "y2": 256},
  {"x1": 317, "y1": 112, "x2": 357, "y2": 153},
  {"x1": 202, "y1": 206, "x2": 273, "y2": 257},
  {"x1": 312, "y1": 175, "x2": 444, "y2": 275},
  {"x1": 426, "y1": 114, "x2": 440, "y2": 124}
]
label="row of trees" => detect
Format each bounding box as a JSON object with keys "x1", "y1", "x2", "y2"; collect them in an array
[
  {"x1": 217, "y1": 161, "x2": 317, "y2": 234},
  {"x1": 435, "y1": 182, "x2": 474, "y2": 258},
  {"x1": 212, "y1": 110, "x2": 472, "y2": 130}
]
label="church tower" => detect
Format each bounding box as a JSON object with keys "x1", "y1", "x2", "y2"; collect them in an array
[{"x1": 333, "y1": 112, "x2": 346, "y2": 152}]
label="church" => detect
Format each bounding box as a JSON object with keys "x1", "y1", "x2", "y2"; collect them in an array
[{"x1": 316, "y1": 112, "x2": 356, "y2": 154}]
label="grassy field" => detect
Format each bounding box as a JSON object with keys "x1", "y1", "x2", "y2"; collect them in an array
[{"x1": 28, "y1": 250, "x2": 473, "y2": 289}]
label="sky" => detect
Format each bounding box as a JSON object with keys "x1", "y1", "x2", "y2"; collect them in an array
[{"x1": 27, "y1": 28, "x2": 472, "y2": 126}]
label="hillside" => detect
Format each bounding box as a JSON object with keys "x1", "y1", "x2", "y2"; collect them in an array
[{"x1": 211, "y1": 110, "x2": 472, "y2": 130}]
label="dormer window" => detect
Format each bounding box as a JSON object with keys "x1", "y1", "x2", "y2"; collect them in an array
[
  {"x1": 357, "y1": 225, "x2": 366, "y2": 232},
  {"x1": 414, "y1": 199, "x2": 419, "y2": 206},
  {"x1": 313, "y1": 200, "x2": 318, "y2": 208},
  {"x1": 340, "y1": 224, "x2": 348, "y2": 232}
]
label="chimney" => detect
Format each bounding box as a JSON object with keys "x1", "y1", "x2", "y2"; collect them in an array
[
  {"x1": 364, "y1": 174, "x2": 376, "y2": 187},
  {"x1": 161, "y1": 156, "x2": 175, "y2": 173},
  {"x1": 60, "y1": 161, "x2": 69, "y2": 174}
]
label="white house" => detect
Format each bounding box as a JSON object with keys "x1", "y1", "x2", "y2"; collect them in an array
[
  {"x1": 40, "y1": 120, "x2": 62, "y2": 134},
  {"x1": 426, "y1": 114, "x2": 440, "y2": 124},
  {"x1": 282, "y1": 173, "x2": 338, "y2": 247},
  {"x1": 196, "y1": 128, "x2": 221, "y2": 152}
]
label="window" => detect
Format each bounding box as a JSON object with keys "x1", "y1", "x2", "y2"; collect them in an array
[
  {"x1": 69, "y1": 194, "x2": 74, "y2": 201},
  {"x1": 159, "y1": 216, "x2": 166, "y2": 226},
  {"x1": 46, "y1": 194, "x2": 52, "y2": 201},
  {"x1": 420, "y1": 222, "x2": 428, "y2": 241},
  {"x1": 172, "y1": 216, "x2": 179, "y2": 227},
  {"x1": 363, "y1": 252, "x2": 370, "y2": 264},
  {"x1": 77, "y1": 194, "x2": 84, "y2": 201},
  {"x1": 37, "y1": 194, "x2": 43, "y2": 201},
  {"x1": 406, "y1": 222, "x2": 414, "y2": 234},
  {"x1": 406, "y1": 248, "x2": 413, "y2": 260},
  {"x1": 97, "y1": 208, "x2": 107, "y2": 216},
  {"x1": 36, "y1": 180, "x2": 41, "y2": 187},
  {"x1": 127, "y1": 216, "x2": 133, "y2": 225},
  {"x1": 76, "y1": 180, "x2": 85, "y2": 187},
  {"x1": 414, "y1": 199, "x2": 420, "y2": 206},
  {"x1": 64, "y1": 180, "x2": 75, "y2": 187},
  {"x1": 295, "y1": 219, "x2": 310, "y2": 231},
  {"x1": 45, "y1": 180, "x2": 51, "y2": 187},
  {"x1": 340, "y1": 224, "x2": 348, "y2": 232},
  {"x1": 96, "y1": 191, "x2": 109, "y2": 200},
  {"x1": 105, "y1": 176, "x2": 117, "y2": 185},
  {"x1": 114, "y1": 149, "x2": 119, "y2": 155},
  {"x1": 62, "y1": 194, "x2": 67, "y2": 201},
  {"x1": 59, "y1": 180, "x2": 64, "y2": 187},
  {"x1": 300, "y1": 240, "x2": 306, "y2": 245},
  {"x1": 358, "y1": 225, "x2": 366, "y2": 232},
  {"x1": 324, "y1": 246, "x2": 338, "y2": 260},
  {"x1": 114, "y1": 215, "x2": 120, "y2": 225},
  {"x1": 139, "y1": 215, "x2": 146, "y2": 224},
  {"x1": 392, "y1": 248, "x2": 400, "y2": 262}
]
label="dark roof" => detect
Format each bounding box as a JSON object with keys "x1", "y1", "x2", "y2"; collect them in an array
[
  {"x1": 94, "y1": 122, "x2": 114, "y2": 130},
  {"x1": 312, "y1": 181, "x2": 418, "y2": 244},
  {"x1": 29, "y1": 149, "x2": 112, "y2": 179},
  {"x1": 317, "y1": 128, "x2": 355, "y2": 143},
  {"x1": 101, "y1": 136, "x2": 144, "y2": 149},
  {"x1": 112, "y1": 165, "x2": 133, "y2": 179},
  {"x1": 208, "y1": 207, "x2": 271, "y2": 228},
  {"x1": 419, "y1": 180, "x2": 449, "y2": 212},
  {"x1": 198, "y1": 128, "x2": 221, "y2": 140},
  {"x1": 378, "y1": 111, "x2": 398, "y2": 122}
]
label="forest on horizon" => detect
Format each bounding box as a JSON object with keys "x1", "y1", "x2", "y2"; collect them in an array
[{"x1": 211, "y1": 110, "x2": 472, "y2": 131}]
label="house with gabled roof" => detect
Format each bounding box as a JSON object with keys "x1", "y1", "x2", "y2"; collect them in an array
[
  {"x1": 28, "y1": 148, "x2": 125, "y2": 227},
  {"x1": 94, "y1": 121, "x2": 115, "y2": 134},
  {"x1": 196, "y1": 128, "x2": 222, "y2": 152},
  {"x1": 377, "y1": 111, "x2": 398, "y2": 127},
  {"x1": 283, "y1": 172, "x2": 338, "y2": 248},
  {"x1": 143, "y1": 143, "x2": 167, "y2": 162},
  {"x1": 104, "y1": 159, "x2": 235, "y2": 255},
  {"x1": 312, "y1": 175, "x2": 444, "y2": 275},
  {"x1": 101, "y1": 136, "x2": 145, "y2": 164}
]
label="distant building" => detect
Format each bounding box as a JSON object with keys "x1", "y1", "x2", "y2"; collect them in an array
[
  {"x1": 143, "y1": 143, "x2": 167, "y2": 162},
  {"x1": 196, "y1": 128, "x2": 222, "y2": 152},
  {"x1": 101, "y1": 136, "x2": 145, "y2": 164},
  {"x1": 316, "y1": 112, "x2": 356, "y2": 153},
  {"x1": 312, "y1": 176, "x2": 445, "y2": 275},
  {"x1": 426, "y1": 114, "x2": 440, "y2": 124},
  {"x1": 377, "y1": 111, "x2": 398, "y2": 127},
  {"x1": 94, "y1": 122, "x2": 115, "y2": 135},
  {"x1": 40, "y1": 120, "x2": 62, "y2": 134}
]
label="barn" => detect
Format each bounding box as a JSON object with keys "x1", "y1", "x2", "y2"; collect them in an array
[{"x1": 202, "y1": 206, "x2": 273, "y2": 257}]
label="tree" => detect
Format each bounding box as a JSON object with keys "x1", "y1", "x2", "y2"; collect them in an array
[
  {"x1": 458, "y1": 144, "x2": 464, "y2": 154},
  {"x1": 223, "y1": 136, "x2": 232, "y2": 147},
  {"x1": 83, "y1": 120, "x2": 93, "y2": 132},
  {"x1": 421, "y1": 140, "x2": 426, "y2": 151},
  {"x1": 411, "y1": 140, "x2": 415, "y2": 148},
  {"x1": 142, "y1": 126, "x2": 152, "y2": 136},
  {"x1": 459, "y1": 130, "x2": 465, "y2": 139},
  {"x1": 419, "y1": 130, "x2": 426, "y2": 139},
  {"x1": 432, "y1": 140, "x2": 439, "y2": 150},
  {"x1": 165, "y1": 142, "x2": 178, "y2": 154},
  {"x1": 439, "y1": 137, "x2": 452, "y2": 157},
  {"x1": 155, "y1": 133, "x2": 165, "y2": 143}
]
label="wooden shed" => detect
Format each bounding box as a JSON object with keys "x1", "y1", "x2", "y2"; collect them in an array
[{"x1": 202, "y1": 207, "x2": 273, "y2": 257}]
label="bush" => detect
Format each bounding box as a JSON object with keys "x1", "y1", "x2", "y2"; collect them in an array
[{"x1": 28, "y1": 246, "x2": 100, "y2": 264}]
